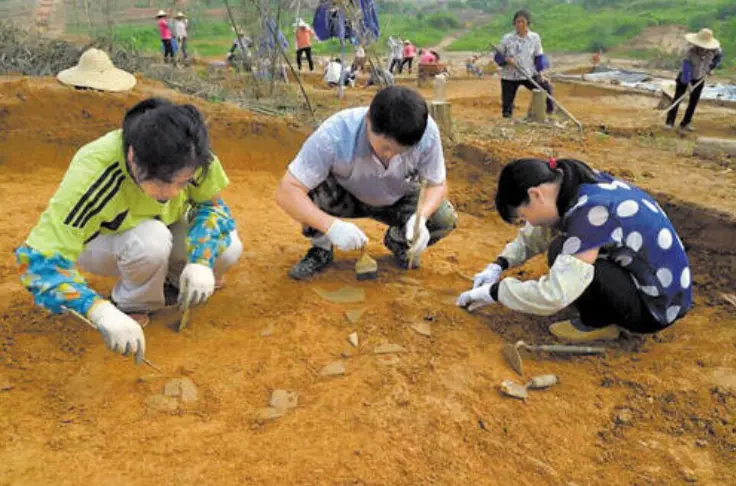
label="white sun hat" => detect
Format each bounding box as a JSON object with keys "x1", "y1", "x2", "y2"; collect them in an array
[
  {"x1": 57, "y1": 48, "x2": 136, "y2": 92},
  {"x1": 685, "y1": 28, "x2": 720, "y2": 50},
  {"x1": 175, "y1": 11, "x2": 187, "y2": 18},
  {"x1": 156, "y1": 9, "x2": 167, "y2": 17}
]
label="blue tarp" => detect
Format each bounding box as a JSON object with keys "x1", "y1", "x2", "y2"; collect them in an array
[{"x1": 313, "y1": 0, "x2": 379, "y2": 43}]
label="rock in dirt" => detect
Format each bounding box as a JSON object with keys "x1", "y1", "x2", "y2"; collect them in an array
[
  {"x1": 411, "y1": 322, "x2": 432, "y2": 337},
  {"x1": 313, "y1": 286, "x2": 365, "y2": 304},
  {"x1": 526, "y1": 374, "x2": 558, "y2": 390},
  {"x1": 269, "y1": 390, "x2": 299, "y2": 411},
  {"x1": 145, "y1": 395, "x2": 179, "y2": 412},
  {"x1": 345, "y1": 308, "x2": 367, "y2": 324},
  {"x1": 499, "y1": 380, "x2": 528, "y2": 400},
  {"x1": 256, "y1": 407, "x2": 284, "y2": 420},
  {"x1": 681, "y1": 467, "x2": 697, "y2": 483},
  {"x1": 694, "y1": 137, "x2": 736, "y2": 161},
  {"x1": 259, "y1": 323, "x2": 275, "y2": 337},
  {"x1": 341, "y1": 346, "x2": 357, "y2": 358},
  {"x1": 320, "y1": 360, "x2": 346, "y2": 377},
  {"x1": 398, "y1": 276, "x2": 421, "y2": 286},
  {"x1": 0, "y1": 376, "x2": 14, "y2": 392},
  {"x1": 374, "y1": 343, "x2": 407, "y2": 354},
  {"x1": 163, "y1": 377, "x2": 199, "y2": 403},
  {"x1": 614, "y1": 408, "x2": 633, "y2": 425},
  {"x1": 348, "y1": 332, "x2": 359, "y2": 348}
]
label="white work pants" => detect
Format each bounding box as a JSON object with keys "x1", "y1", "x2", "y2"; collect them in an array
[{"x1": 77, "y1": 219, "x2": 242, "y2": 313}]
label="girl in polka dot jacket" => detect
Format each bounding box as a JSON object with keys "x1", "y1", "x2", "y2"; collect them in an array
[{"x1": 457, "y1": 157, "x2": 692, "y2": 342}]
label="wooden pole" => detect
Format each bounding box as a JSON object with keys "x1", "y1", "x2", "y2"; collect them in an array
[
  {"x1": 660, "y1": 77, "x2": 706, "y2": 115},
  {"x1": 249, "y1": 0, "x2": 315, "y2": 117},
  {"x1": 490, "y1": 42, "x2": 583, "y2": 131}
]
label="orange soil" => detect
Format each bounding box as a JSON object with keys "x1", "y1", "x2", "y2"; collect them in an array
[{"x1": 0, "y1": 75, "x2": 735, "y2": 486}]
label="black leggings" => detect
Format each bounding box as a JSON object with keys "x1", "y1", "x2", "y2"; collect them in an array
[
  {"x1": 296, "y1": 47, "x2": 313, "y2": 71},
  {"x1": 399, "y1": 57, "x2": 414, "y2": 73},
  {"x1": 501, "y1": 77, "x2": 554, "y2": 117},
  {"x1": 547, "y1": 237, "x2": 662, "y2": 334},
  {"x1": 161, "y1": 39, "x2": 174, "y2": 61},
  {"x1": 666, "y1": 75, "x2": 705, "y2": 127}
]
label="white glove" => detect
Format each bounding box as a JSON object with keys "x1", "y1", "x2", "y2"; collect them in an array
[
  {"x1": 405, "y1": 214, "x2": 430, "y2": 256},
  {"x1": 473, "y1": 263, "x2": 503, "y2": 289},
  {"x1": 179, "y1": 263, "x2": 216, "y2": 307},
  {"x1": 456, "y1": 284, "x2": 496, "y2": 312},
  {"x1": 326, "y1": 219, "x2": 368, "y2": 251},
  {"x1": 89, "y1": 301, "x2": 146, "y2": 363}
]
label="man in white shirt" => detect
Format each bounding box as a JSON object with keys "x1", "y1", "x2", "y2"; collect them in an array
[
  {"x1": 174, "y1": 12, "x2": 188, "y2": 61},
  {"x1": 275, "y1": 86, "x2": 457, "y2": 279}
]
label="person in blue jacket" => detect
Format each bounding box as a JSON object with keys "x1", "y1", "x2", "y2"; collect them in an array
[
  {"x1": 665, "y1": 28, "x2": 723, "y2": 132},
  {"x1": 493, "y1": 9, "x2": 553, "y2": 119}
]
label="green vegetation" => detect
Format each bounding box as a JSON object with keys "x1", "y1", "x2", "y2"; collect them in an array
[{"x1": 449, "y1": 0, "x2": 736, "y2": 69}]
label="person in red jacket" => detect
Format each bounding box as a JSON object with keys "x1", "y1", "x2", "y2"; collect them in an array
[
  {"x1": 156, "y1": 10, "x2": 174, "y2": 64},
  {"x1": 400, "y1": 40, "x2": 416, "y2": 74}
]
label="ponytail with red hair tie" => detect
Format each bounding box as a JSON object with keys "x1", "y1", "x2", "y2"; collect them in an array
[{"x1": 548, "y1": 157, "x2": 557, "y2": 170}]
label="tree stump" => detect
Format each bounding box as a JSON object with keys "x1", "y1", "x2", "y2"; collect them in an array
[
  {"x1": 429, "y1": 101, "x2": 453, "y2": 140},
  {"x1": 527, "y1": 89, "x2": 546, "y2": 123}
]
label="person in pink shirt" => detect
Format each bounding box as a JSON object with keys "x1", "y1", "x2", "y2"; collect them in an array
[
  {"x1": 156, "y1": 10, "x2": 174, "y2": 64},
  {"x1": 400, "y1": 40, "x2": 416, "y2": 74},
  {"x1": 419, "y1": 49, "x2": 439, "y2": 65}
]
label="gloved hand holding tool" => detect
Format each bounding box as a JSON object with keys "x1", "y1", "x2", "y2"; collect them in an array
[
  {"x1": 63, "y1": 304, "x2": 160, "y2": 371},
  {"x1": 456, "y1": 283, "x2": 496, "y2": 312},
  {"x1": 406, "y1": 179, "x2": 428, "y2": 269},
  {"x1": 326, "y1": 219, "x2": 368, "y2": 251},
  {"x1": 472, "y1": 262, "x2": 503, "y2": 289}
]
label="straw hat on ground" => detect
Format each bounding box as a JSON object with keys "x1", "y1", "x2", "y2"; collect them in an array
[
  {"x1": 175, "y1": 11, "x2": 186, "y2": 19},
  {"x1": 685, "y1": 28, "x2": 720, "y2": 50},
  {"x1": 156, "y1": 9, "x2": 167, "y2": 18},
  {"x1": 57, "y1": 48, "x2": 136, "y2": 92}
]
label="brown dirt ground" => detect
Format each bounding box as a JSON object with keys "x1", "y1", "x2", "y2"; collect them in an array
[{"x1": 1, "y1": 73, "x2": 735, "y2": 486}]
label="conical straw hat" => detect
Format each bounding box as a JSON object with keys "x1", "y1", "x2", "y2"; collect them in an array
[
  {"x1": 156, "y1": 9, "x2": 167, "y2": 17},
  {"x1": 57, "y1": 49, "x2": 136, "y2": 92},
  {"x1": 175, "y1": 11, "x2": 186, "y2": 18},
  {"x1": 684, "y1": 28, "x2": 720, "y2": 50}
]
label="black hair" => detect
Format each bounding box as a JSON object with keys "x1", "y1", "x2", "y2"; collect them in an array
[
  {"x1": 368, "y1": 86, "x2": 428, "y2": 147},
  {"x1": 122, "y1": 97, "x2": 212, "y2": 184},
  {"x1": 513, "y1": 9, "x2": 531, "y2": 25},
  {"x1": 495, "y1": 158, "x2": 598, "y2": 224}
]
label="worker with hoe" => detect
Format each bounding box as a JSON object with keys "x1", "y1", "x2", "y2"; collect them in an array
[
  {"x1": 15, "y1": 98, "x2": 243, "y2": 364},
  {"x1": 665, "y1": 28, "x2": 723, "y2": 132},
  {"x1": 493, "y1": 9, "x2": 553, "y2": 119},
  {"x1": 457, "y1": 157, "x2": 692, "y2": 342},
  {"x1": 276, "y1": 86, "x2": 457, "y2": 280}
]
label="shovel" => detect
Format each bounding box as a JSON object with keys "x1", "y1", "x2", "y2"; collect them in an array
[{"x1": 502, "y1": 340, "x2": 607, "y2": 376}]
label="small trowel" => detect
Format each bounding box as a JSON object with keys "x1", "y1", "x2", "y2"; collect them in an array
[{"x1": 502, "y1": 340, "x2": 608, "y2": 376}]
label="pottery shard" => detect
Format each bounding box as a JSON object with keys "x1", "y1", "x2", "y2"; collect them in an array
[
  {"x1": 313, "y1": 286, "x2": 365, "y2": 304},
  {"x1": 145, "y1": 395, "x2": 179, "y2": 412},
  {"x1": 499, "y1": 380, "x2": 528, "y2": 400},
  {"x1": 345, "y1": 308, "x2": 367, "y2": 324},
  {"x1": 256, "y1": 407, "x2": 284, "y2": 420},
  {"x1": 614, "y1": 408, "x2": 633, "y2": 425},
  {"x1": 269, "y1": 390, "x2": 299, "y2": 411},
  {"x1": 163, "y1": 377, "x2": 199, "y2": 403},
  {"x1": 320, "y1": 360, "x2": 346, "y2": 377},
  {"x1": 411, "y1": 322, "x2": 432, "y2": 337},
  {"x1": 374, "y1": 343, "x2": 407, "y2": 354},
  {"x1": 348, "y1": 332, "x2": 359, "y2": 348}
]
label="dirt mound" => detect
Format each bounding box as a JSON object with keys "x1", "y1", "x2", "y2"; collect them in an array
[
  {"x1": 1, "y1": 77, "x2": 735, "y2": 486},
  {"x1": 624, "y1": 25, "x2": 689, "y2": 54}
]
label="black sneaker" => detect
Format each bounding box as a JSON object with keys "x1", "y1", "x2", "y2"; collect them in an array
[
  {"x1": 288, "y1": 247, "x2": 334, "y2": 280},
  {"x1": 383, "y1": 230, "x2": 420, "y2": 269}
]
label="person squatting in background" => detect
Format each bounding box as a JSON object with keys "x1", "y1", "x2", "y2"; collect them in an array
[
  {"x1": 16, "y1": 98, "x2": 243, "y2": 364},
  {"x1": 156, "y1": 10, "x2": 175, "y2": 64},
  {"x1": 494, "y1": 9, "x2": 553, "y2": 119},
  {"x1": 665, "y1": 28, "x2": 723, "y2": 132},
  {"x1": 457, "y1": 158, "x2": 692, "y2": 343}
]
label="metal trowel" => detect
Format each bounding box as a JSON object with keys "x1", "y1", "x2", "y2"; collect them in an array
[{"x1": 502, "y1": 340, "x2": 608, "y2": 376}]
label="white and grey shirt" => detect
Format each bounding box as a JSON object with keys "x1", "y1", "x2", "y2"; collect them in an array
[
  {"x1": 288, "y1": 107, "x2": 446, "y2": 207},
  {"x1": 497, "y1": 30, "x2": 544, "y2": 81}
]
